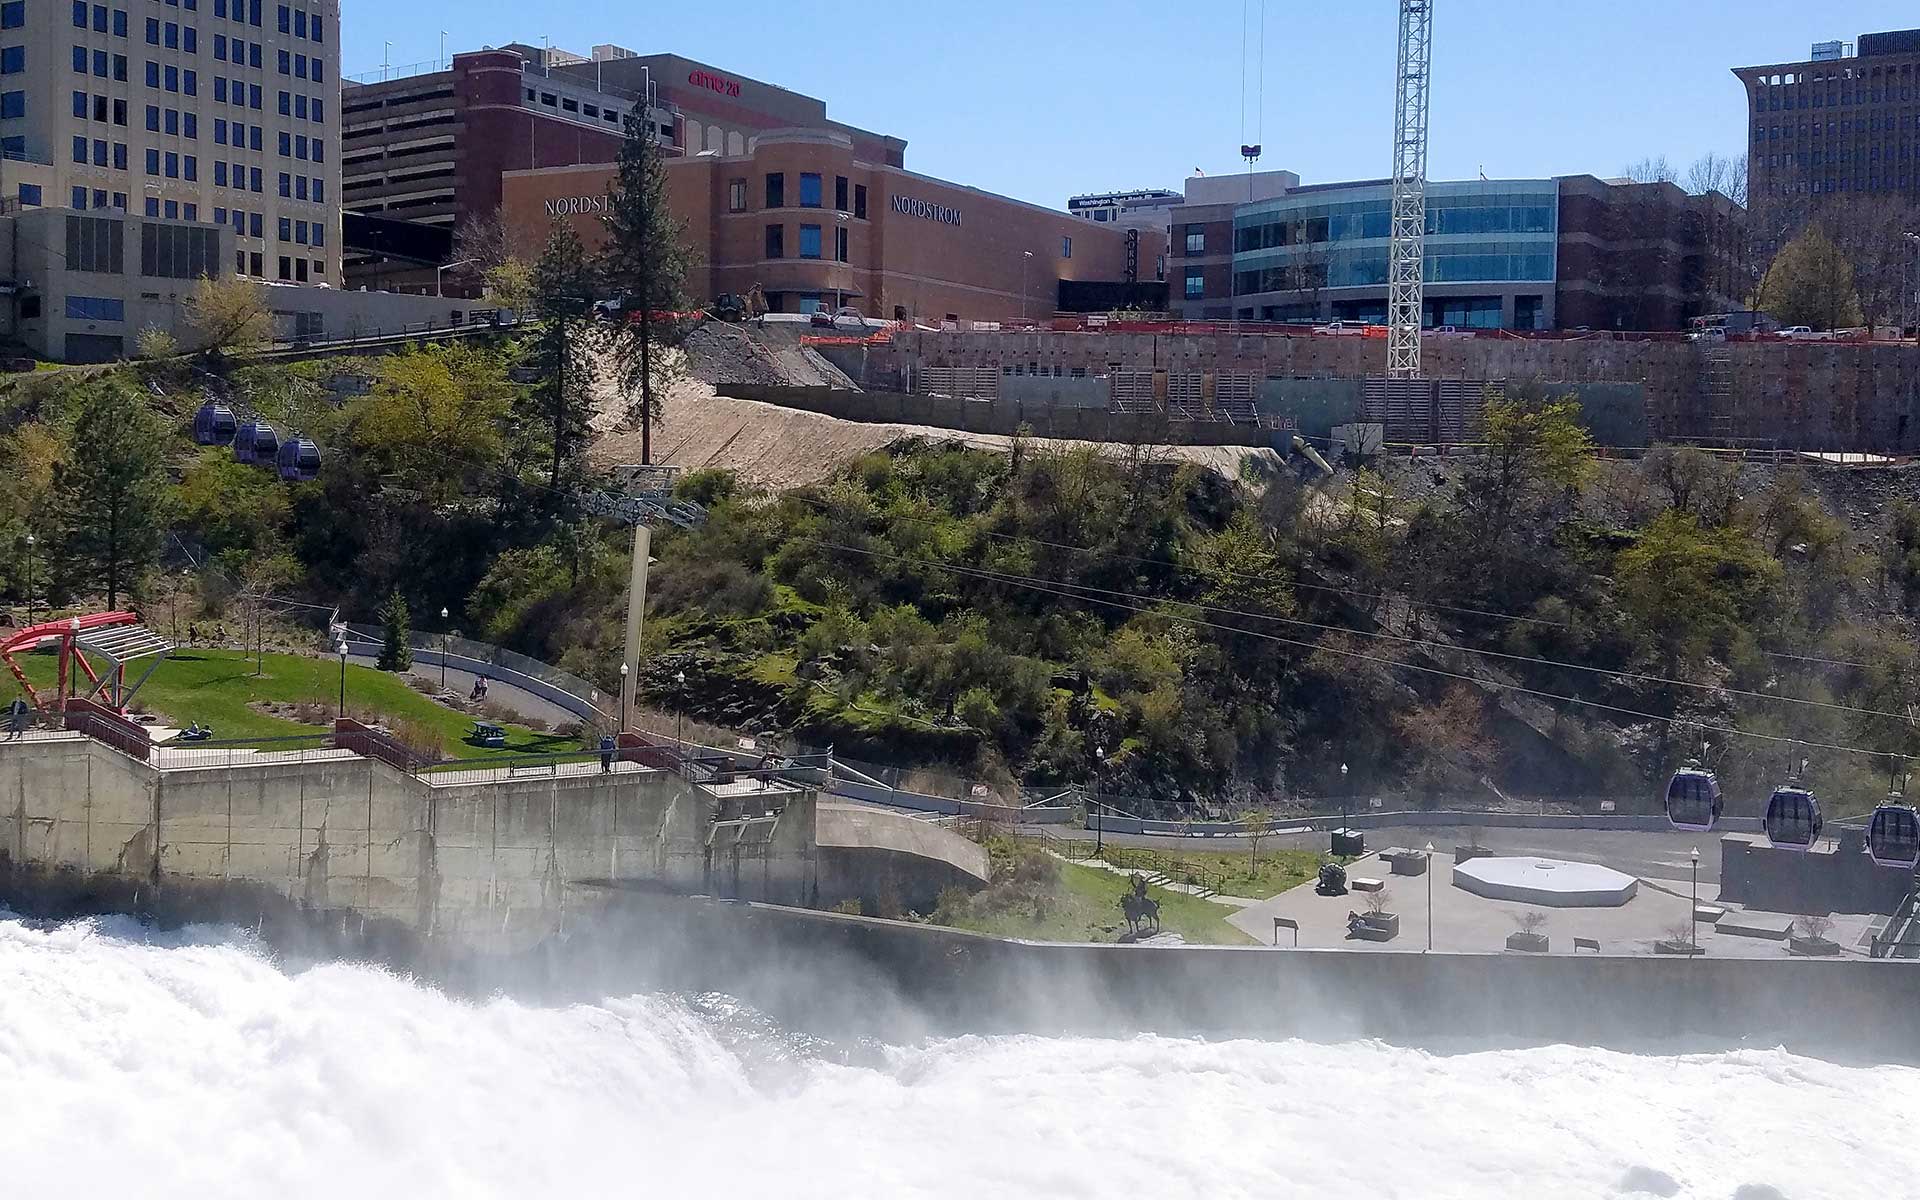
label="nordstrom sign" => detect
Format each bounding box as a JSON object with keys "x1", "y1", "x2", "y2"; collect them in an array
[
  {"x1": 544, "y1": 195, "x2": 609, "y2": 216},
  {"x1": 890, "y1": 194, "x2": 963, "y2": 227}
]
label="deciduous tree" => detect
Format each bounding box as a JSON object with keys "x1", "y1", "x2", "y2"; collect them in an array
[
  {"x1": 184, "y1": 275, "x2": 273, "y2": 357},
  {"x1": 1755, "y1": 224, "x2": 1864, "y2": 330}
]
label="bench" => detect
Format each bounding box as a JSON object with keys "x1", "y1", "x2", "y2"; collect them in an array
[{"x1": 1350, "y1": 876, "x2": 1384, "y2": 892}]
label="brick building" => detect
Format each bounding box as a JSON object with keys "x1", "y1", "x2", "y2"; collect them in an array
[
  {"x1": 340, "y1": 41, "x2": 900, "y2": 291},
  {"x1": 501, "y1": 128, "x2": 1165, "y2": 324},
  {"x1": 1734, "y1": 28, "x2": 1920, "y2": 204}
]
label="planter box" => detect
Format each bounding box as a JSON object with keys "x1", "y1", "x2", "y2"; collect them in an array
[
  {"x1": 1351, "y1": 912, "x2": 1399, "y2": 941},
  {"x1": 1331, "y1": 829, "x2": 1366, "y2": 857},
  {"x1": 1788, "y1": 936, "x2": 1841, "y2": 957},
  {"x1": 1505, "y1": 932, "x2": 1549, "y2": 953},
  {"x1": 1386, "y1": 848, "x2": 1430, "y2": 876},
  {"x1": 1454, "y1": 845, "x2": 1492, "y2": 863},
  {"x1": 1655, "y1": 939, "x2": 1706, "y2": 956}
]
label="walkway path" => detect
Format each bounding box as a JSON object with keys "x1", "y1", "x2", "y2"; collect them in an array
[
  {"x1": 340, "y1": 648, "x2": 581, "y2": 730},
  {"x1": 1047, "y1": 849, "x2": 1259, "y2": 905}
]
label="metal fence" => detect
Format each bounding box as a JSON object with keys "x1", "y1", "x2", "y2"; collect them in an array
[
  {"x1": 150, "y1": 733, "x2": 341, "y2": 770},
  {"x1": 342, "y1": 624, "x2": 610, "y2": 723}
]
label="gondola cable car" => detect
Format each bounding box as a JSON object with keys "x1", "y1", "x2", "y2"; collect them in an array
[
  {"x1": 192, "y1": 401, "x2": 237, "y2": 446},
  {"x1": 233, "y1": 420, "x2": 280, "y2": 467},
  {"x1": 1763, "y1": 782, "x2": 1823, "y2": 851},
  {"x1": 275, "y1": 436, "x2": 322, "y2": 482},
  {"x1": 1664, "y1": 761, "x2": 1724, "y2": 832},
  {"x1": 1866, "y1": 794, "x2": 1920, "y2": 870}
]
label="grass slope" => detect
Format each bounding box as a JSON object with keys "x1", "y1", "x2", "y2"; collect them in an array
[{"x1": 4, "y1": 647, "x2": 575, "y2": 759}]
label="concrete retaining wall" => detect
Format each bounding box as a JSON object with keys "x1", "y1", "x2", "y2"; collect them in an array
[
  {"x1": 575, "y1": 891, "x2": 1920, "y2": 1058},
  {"x1": 0, "y1": 736, "x2": 815, "y2": 953}
]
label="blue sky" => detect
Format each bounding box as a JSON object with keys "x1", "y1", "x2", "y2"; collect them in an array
[{"x1": 340, "y1": 2, "x2": 1917, "y2": 208}]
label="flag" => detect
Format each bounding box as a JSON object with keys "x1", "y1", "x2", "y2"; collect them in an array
[{"x1": 1194, "y1": 167, "x2": 1206, "y2": 176}]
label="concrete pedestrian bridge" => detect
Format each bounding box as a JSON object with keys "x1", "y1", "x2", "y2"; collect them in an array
[{"x1": 1451, "y1": 855, "x2": 1638, "y2": 907}]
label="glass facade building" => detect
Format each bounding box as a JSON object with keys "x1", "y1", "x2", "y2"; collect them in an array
[{"x1": 1228, "y1": 179, "x2": 1558, "y2": 328}]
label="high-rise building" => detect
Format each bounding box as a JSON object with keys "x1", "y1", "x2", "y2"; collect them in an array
[
  {"x1": 0, "y1": 0, "x2": 340, "y2": 284},
  {"x1": 1733, "y1": 28, "x2": 1920, "y2": 203}
]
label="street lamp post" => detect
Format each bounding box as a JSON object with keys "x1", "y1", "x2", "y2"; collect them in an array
[
  {"x1": 335, "y1": 639, "x2": 348, "y2": 714},
  {"x1": 1092, "y1": 746, "x2": 1106, "y2": 857},
  {"x1": 675, "y1": 669, "x2": 686, "y2": 750},
  {"x1": 1689, "y1": 846, "x2": 1701, "y2": 953},
  {"x1": 618, "y1": 662, "x2": 629, "y2": 733},
  {"x1": 1337, "y1": 762, "x2": 1349, "y2": 855},
  {"x1": 1424, "y1": 840, "x2": 1435, "y2": 952},
  {"x1": 439, "y1": 607, "x2": 450, "y2": 691},
  {"x1": 435, "y1": 257, "x2": 475, "y2": 298},
  {"x1": 1021, "y1": 250, "x2": 1034, "y2": 322}
]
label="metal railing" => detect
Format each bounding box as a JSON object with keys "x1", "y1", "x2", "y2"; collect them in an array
[
  {"x1": 151, "y1": 732, "x2": 340, "y2": 770},
  {"x1": 1871, "y1": 886, "x2": 1919, "y2": 959},
  {"x1": 264, "y1": 312, "x2": 521, "y2": 355}
]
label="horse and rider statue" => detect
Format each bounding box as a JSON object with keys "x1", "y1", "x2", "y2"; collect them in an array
[{"x1": 1119, "y1": 873, "x2": 1161, "y2": 936}]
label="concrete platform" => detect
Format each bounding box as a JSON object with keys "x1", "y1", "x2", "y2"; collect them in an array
[
  {"x1": 1452, "y1": 855, "x2": 1638, "y2": 907},
  {"x1": 1716, "y1": 911, "x2": 1795, "y2": 940}
]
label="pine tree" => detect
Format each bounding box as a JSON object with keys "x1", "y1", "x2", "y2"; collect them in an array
[
  {"x1": 48, "y1": 379, "x2": 170, "y2": 610},
  {"x1": 377, "y1": 587, "x2": 413, "y2": 672},
  {"x1": 528, "y1": 218, "x2": 600, "y2": 490},
  {"x1": 599, "y1": 103, "x2": 690, "y2": 465}
]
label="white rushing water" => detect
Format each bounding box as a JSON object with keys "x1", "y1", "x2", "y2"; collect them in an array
[{"x1": 2, "y1": 914, "x2": 1916, "y2": 1200}]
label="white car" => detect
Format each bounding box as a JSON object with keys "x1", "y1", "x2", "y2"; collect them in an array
[
  {"x1": 1777, "y1": 326, "x2": 1819, "y2": 340},
  {"x1": 1314, "y1": 320, "x2": 1370, "y2": 336}
]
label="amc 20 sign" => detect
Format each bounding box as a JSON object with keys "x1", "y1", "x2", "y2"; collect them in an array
[{"x1": 890, "y1": 194, "x2": 962, "y2": 227}]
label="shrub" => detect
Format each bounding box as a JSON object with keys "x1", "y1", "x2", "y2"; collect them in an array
[
  {"x1": 389, "y1": 716, "x2": 446, "y2": 762},
  {"x1": 829, "y1": 898, "x2": 864, "y2": 916}
]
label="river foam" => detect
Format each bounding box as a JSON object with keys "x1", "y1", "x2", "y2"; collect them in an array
[{"x1": 2, "y1": 913, "x2": 1913, "y2": 1200}]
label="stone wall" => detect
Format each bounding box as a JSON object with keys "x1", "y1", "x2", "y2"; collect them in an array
[{"x1": 869, "y1": 330, "x2": 1920, "y2": 452}]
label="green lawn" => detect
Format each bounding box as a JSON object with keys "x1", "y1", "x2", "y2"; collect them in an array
[
  {"x1": 931, "y1": 839, "x2": 1255, "y2": 945},
  {"x1": 1056, "y1": 842, "x2": 1325, "y2": 901},
  {"x1": 4, "y1": 647, "x2": 581, "y2": 759}
]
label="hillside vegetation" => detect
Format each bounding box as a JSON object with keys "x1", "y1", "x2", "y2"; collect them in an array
[{"x1": 4, "y1": 332, "x2": 1919, "y2": 818}]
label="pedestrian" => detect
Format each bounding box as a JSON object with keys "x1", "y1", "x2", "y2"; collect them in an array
[
  {"x1": 599, "y1": 732, "x2": 616, "y2": 774},
  {"x1": 187, "y1": 624, "x2": 198, "y2": 647},
  {"x1": 213, "y1": 624, "x2": 226, "y2": 646},
  {"x1": 6, "y1": 696, "x2": 28, "y2": 740}
]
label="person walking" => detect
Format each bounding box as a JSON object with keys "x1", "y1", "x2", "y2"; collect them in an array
[
  {"x1": 599, "y1": 732, "x2": 616, "y2": 774},
  {"x1": 7, "y1": 696, "x2": 29, "y2": 740}
]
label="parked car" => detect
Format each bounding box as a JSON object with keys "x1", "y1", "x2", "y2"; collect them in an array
[
  {"x1": 1423, "y1": 324, "x2": 1471, "y2": 338},
  {"x1": 1314, "y1": 320, "x2": 1370, "y2": 336},
  {"x1": 1777, "y1": 326, "x2": 1819, "y2": 340}
]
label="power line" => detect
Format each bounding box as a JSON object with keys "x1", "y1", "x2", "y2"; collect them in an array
[{"x1": 787, "y1": 535, "x2": 1917, "y2": 763}]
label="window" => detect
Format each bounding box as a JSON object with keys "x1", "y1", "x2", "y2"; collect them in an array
[
  {"x1": 113, "y1": 9, "x2": 126, "y2": 36},
  {"x1": 164, "y1": 150, "x2": 177, "y2": 177},
  {"x1": 277, "y1": 170, "x2": 288, "y2": 196},
  {"x1": 248, "y1": 211, "x2": 260, "y2": 237},
  {"x1": 92, "y1": 4, "x2": 106, "y2": 32},
  {"x1": 183, "y1": 68, "x2": 195, "y2": 95},
  {"x1": 73, "y1": 45, "x2": 91, "y2": 74},
  {"x1": 214, "y1": 32, "x2": 225, "y2": 59},
  {"x1": 276, "y1": 214, "x2": 289, "y2": 240},
  {"x1": 164, "y1": 108, "x2": 177, "y2": 134},
  {"x1": 728, "y1": 178, "x2": 746, "y2": 212},
  {"x1": 113, "y1": 54, "x2": 126, "y2": 81},
  {"x1": 835, "y1": 225, "x2": 849, "y2": 263},
  {"x1": 146, "y1": 16, "x2": 159, "y2": 42},
  {"x1": 144, "y1": 146, "x2": 158, "y2": 173},
  {"x1": 293, "y1": 8, "x2": 304, "y2": 37},
  {"x1": 74, "y1": 0, "x2": 88, "y2": 26},
  {"x1": 112, "y1": 192, "x2": 125, "y2": 210},
  {"x1": 854, "y1": 184, "x2": 867, "y2": 219},
  {"x1": 798, "y1": 223, "x2": 821, "y2": 258},
  {"x1": 1061, "y1": 236, "x2": 1071, "y2": 259},
  {"x1": 293, "y1": 93, "x2": 305, "y2": 119},
  {"x1": 93, "y1": 94, "x2": 108, "y2": 122},
  {"x1": 249, "y1": 251, "x2": 261, "y2": 276},
  {"x1": 765, "y1": 172, "x2": 784, "y2": 208},
  {"x1": 214, "y1": 116, "x2": 225, "y2": 142},
  {"x1": 183, "y1": 154, "x2": 195, "y2": 180},
  {"x1": 16, "y1": 182, "x2": 38, "y2": 206},
  {"x1": 249, "y1": 0, "x2": 259, "y2": 26},
  {"x1": 294, "y1": 174, "x2": 305, "y2": 199},
  {"x1": 249, "y1": 166, "x2": 260, "y2": 192},
  {"x1": 65, "y1": 214, "x2": 125, "y2": 273},
  {"x1": 183, "y1": 26, "x2": 195, "y2": 52},
  {"x1": 311, "y1": 97, "x2": 321, "y2": 121},
  {"x1": 275, "y1": 3, "x2": 287, "y2": 32},
  {"x1": 145, "y1": 60, "x2": 158, "y2": 87},
  {"x1": 276, "y1": 254, "x2": 288, "y2": 280},
  {"x1": 248, "y1": 124, "x2": 258, "y2": 150},
  {"x1": 72, "y1": 135, "x2": 87, "y2": 164},
  {"x1": 0, "y1": 134, "x2": 19, "y2": 158},
  {"x1": 1185, "y1": 224, "x2": 1205, "y2": 254},
  {"x1": 310, "y1": 178, "x2": 321, "y2": 203},
  {"x1": 113, "y1": 142, "x2": 125, "y2": 168},
  {"x1": 113, "y1": 97, "x2": 126, "y2": 125},
  {"x1": 562, "y1": 97, "x2": 576, "y2": 113},
  {"x1": 310, "y1": 140, "x2": 320, "y2": 164},
  {"x1": 835, "y1": 175, "x2": 849, "y2": 212},
  {"x1": 163, "y1": 199, "x2": 176, "y2": 218},
  {"x1": 248, "y1": 43, "x2": 258, "y2": 68},
  {"x1": 143, "y1": 196, "x2": 157, "y2": 215},
  {"x1": 799, "y1": 172, "x2": 822, "y2": 207},
  {"x1": 1, "y1": 2, "x2": 22, "y2": 29},
  {"x1": 311, "y1": 223, "x2": 322, "y2": 247},
  {"x1": 182, "y1": 203, "x2": 195, "y2": 221},
  {"x1": 214, "y1": 159, "x2": 225, "y2": 185},
  {"x1": 249, "y1": 83, "x2": 259, "y2": 108},
  {"x1": 79, "y1": 91, "x2": 94, "y2": 119},
  {"x1": 183, "y1": 112, "x2": 195, "y2": 138},
  {"x1": 275, "y1": 48, "x2": 287, "y2": 73},
  {"x1": 764, "y1": 223, "x2": 783, "y2": 258},
  {"x1": 142, "y1": 221, "x2": 218, "y2": 277},
  {"x1": 0, "y1": 89, "x2": 20, "y2": 120},
  {"x1": 66, "y1": 296, "x2": 125, "y2": 321},
  {"x1": 310, "y1": 13, "x2": 320, "y2": 41},
  {"x1": 214, "y1": 77, "x2": 225, "y2": 102},
  {"x1": 164, "y1": 22, "x2": 177, "y2": 49},
  {"x1": 72, "y1": 185, "x2": 86, "y2": 209},
  {"x1": 277, "y1": 129, "x2": 288, "y2": 156},
  {"x1": 1185, "y1": 268, "x2": 1205, "y2": 299},
  {"x1": 278, "y1": 89, "x2": 289, "y2": 115}
]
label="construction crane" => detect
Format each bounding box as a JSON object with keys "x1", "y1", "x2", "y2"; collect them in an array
[{"x1": 1386, "y1": 0, "x2": 1433, "y2": 379}]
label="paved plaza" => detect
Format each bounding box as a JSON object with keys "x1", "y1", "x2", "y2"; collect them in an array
[{"x1": 1226, "y1": 848, "x2": 1884, "y2": 958}]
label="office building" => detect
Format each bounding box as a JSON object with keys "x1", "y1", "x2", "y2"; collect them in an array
[
  {"x1": 1068, "y1": 188, "x2": 1181, "y2": 232},
  {"x1": 501, "y1": 128, "x2": 1165, "y2": 324},
  {"x1": 0, "y1": 0, "x2": 340, "y2": 286},
  {"x1": 1171, "y1": 173, "x2": 1742, "y2": 332},
  {"x1": 1734, "y1": 28, "x2": 1920, "y2": 202}
]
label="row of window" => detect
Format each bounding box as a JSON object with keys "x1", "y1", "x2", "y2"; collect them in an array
[
  {"x1": 212, "y1": 0, "x2": 261, "y2": 28},
  {"x1": 273, "y1": 48, "x2": 321, "y2": 81},
  {"x1": 1233, "y1": 248, "x2": 1555, "y2": 293},
  {"x1": 214, "y1": 76, "x2": 263, "y2": 108},
  {"x1": 140, "y1": 195, "x2": 198, "y2": 220},
  {"x1": 145, "y1": 104, "x2": 198, "y2": 138},
  {"x1": 523, "y1": 87, "x2": 627, "y2": 126},
  {"x1": 275, "y1": 89, "x2": 323, "y2": 123},
  {"x1": 1757, "y1": 114, "x2": 1920, "y2": 139},
  {"x1": 1234, "y1": 203, "x2": 1555, "y2": 253},
  {"x1": 70, "y1": 186, "x2": 128, "y2": 211},
  {"x1": 273, "y1": 129, "x2": 321, "y2": 161},
  {"x1": 144, "y1": 19, "x2": 198, "y2": 53},
  {"x1": 142, "y1": 147, "x2": 197, "y2": 179},
  {"x1": 1756, "y1": 84, "x2": 1916, "y2": 110},
  {"x1": 214, "y1": 118, "x2": 264, "y2": 149},
  {"x1": 761, "y1": 222, "x2": 851, "y2": 262},
  {"x1": 68, "y1": 3, "x2": 129, "y2": 36},
  {"x1": 260, "y1": 253, "x2": 323, "y2": 282},
  {"x1": 273, "y1": 4, "x2": 321, "y2": 43},
  {"x1": 758, "y1": 171, "x2": 865, "y2": 214},
  {"x1": 59, "y1": 46, "x2": 130, "y2": 80},
  {"x1": 1763, "y1": 144, "x2": 1920, "y2": 168},
  {"x1": 212, "y1": 33, "x2": 261, "y2": 68},
  {"x1": 70, "y1": 135, "x2": 128, "y2": 169},
  {"x1": 140, "y1": 59, "x2": 197, "y2": 93},
  {"x1": 71, "y1": 91, "x2": 128, "y2": 125}
]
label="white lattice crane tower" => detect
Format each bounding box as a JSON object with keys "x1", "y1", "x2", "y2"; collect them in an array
[{"x1": 1386, "y1": 0, "x2": 1433, "y2": 378}]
